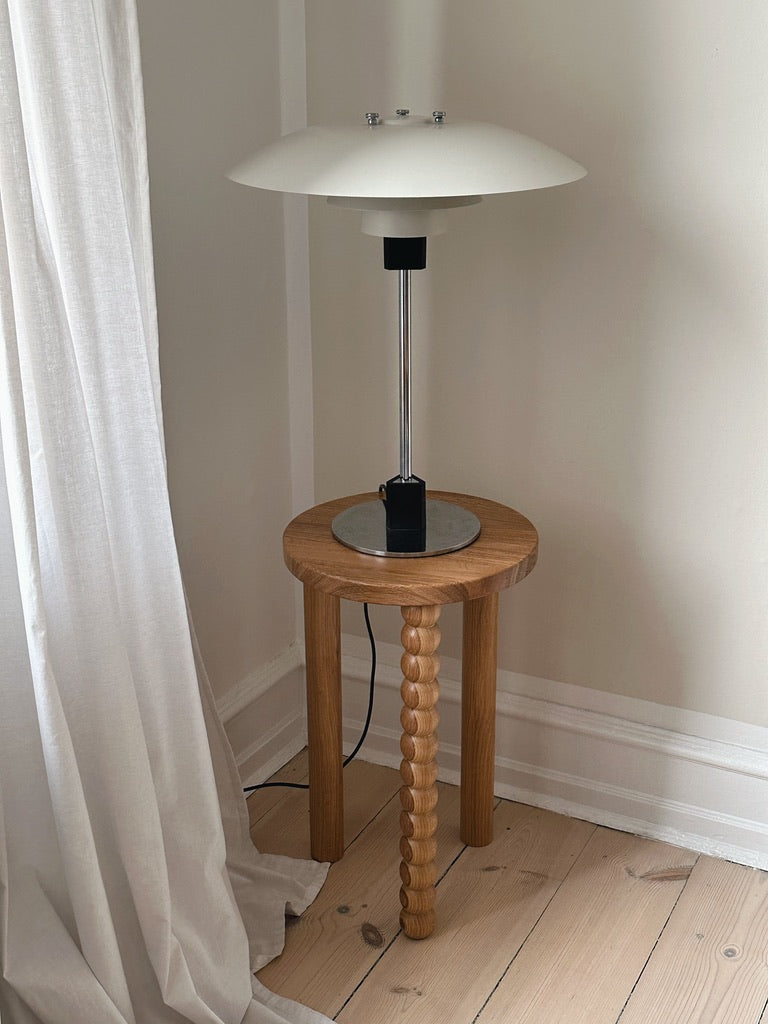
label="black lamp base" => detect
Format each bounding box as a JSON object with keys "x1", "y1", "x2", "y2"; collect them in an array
[{"x1": 382, "y1": 474, "x2": 427, "y2": 552}]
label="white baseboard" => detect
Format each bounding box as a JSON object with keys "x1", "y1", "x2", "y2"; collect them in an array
[
  {"x1": 340, "y1": 634, "x2": 768, "y2": 870},
  {"x1": 218, "y1": 642, "x2": 307, "y2": 791},
  {"x1": 215, "y1": 634, "x2": 768, "y2": 869}
]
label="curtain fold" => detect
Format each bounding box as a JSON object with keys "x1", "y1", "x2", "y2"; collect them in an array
[{"x1": 0, "y1": 2, "x2": 329, "y2": 1021}]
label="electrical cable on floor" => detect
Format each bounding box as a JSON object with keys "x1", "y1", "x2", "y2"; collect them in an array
[{"x1": 242, "y1": 602, "x2": 377, "y2": 794}]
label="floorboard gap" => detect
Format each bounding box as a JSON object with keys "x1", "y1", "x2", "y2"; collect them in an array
[
  {"x1": 470, "y1": 819, "x2": 597, "y2": 1024},
  {"x1": 332, "y1": 925, "x2": 404, "y2": 1020}
]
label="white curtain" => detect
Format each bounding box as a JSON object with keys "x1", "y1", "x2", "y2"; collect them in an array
[{"x1": 0, "y1": 2, "x2": 331, "y2": 1022}]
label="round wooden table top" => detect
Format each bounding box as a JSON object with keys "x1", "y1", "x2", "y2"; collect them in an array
[{"x1": 283, "y1": 491, "x2": 538, "y2": 606}]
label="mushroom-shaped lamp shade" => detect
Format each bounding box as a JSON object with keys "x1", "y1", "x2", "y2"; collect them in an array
[
  {"x1": 228, "y1": 110, "x2": 586, "y2": 237},
  {"x1": 228, "y1": 111, "x2": 585, "y2": 556}
]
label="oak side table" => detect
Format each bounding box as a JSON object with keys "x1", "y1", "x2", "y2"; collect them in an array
[{"x1": 283, "y1": 491, "x2": 538, "y2": 939}]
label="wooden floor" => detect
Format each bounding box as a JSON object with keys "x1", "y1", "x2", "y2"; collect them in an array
[{"x1": 248, "y1": 751, "x2": 768, "y2": 1024}]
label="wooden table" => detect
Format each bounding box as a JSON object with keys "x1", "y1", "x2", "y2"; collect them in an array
[{"x1": 283, "y1": 491, "x2": 538, "y2": 939}]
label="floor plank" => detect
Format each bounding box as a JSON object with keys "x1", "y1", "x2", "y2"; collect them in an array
[
  {"x1": 475, "y1": 827, "x2": 698, "y2": 1024},
  {"x1": 617, "y1": 856, "x2": 768, "y2": 1024},
  {"x1": 249, "y1": 758, "x2": 401, "y2": 859},
  {"x1": 247, "y1": 749, "x2": 309, "y2": 831},
  {"x1": 336, "y1": 801, "x2": 595, "y2": 1024},
  {"x1": 257, "y1": 774, "x2": 466, "y2": 1019}
]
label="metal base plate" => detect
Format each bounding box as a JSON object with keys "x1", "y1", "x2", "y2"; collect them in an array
[{"x1": 331, "y1": 498, "x2": 481, "y2": 557}]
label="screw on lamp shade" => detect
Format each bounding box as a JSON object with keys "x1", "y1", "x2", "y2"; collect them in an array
[{"x1": 228, "y1": 110, "x2": 585, "y2": 556}]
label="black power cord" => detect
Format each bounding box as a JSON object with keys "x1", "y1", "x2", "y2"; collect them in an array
[{"x1": 243, "y1": 602, "x2": 377, "y2": 794}]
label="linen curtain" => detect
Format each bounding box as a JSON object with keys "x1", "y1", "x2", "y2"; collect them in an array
[{"x1": 0, "y1": 2, "x2": 330, "y2": 1021}]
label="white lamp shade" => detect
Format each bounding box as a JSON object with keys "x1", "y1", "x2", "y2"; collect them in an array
[{"x1": 228, "y1": 112, "x2": 585, "y2": 201}]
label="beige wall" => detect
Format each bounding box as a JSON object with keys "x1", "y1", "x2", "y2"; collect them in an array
[
  {"x1": 307, "y1": 2, "x2": 768, "y2": 725},
  {"x1": 136, "y1": 2, "x2": 767, "y2": 729},
  {"x1": 138, "y1": 1, "x2": 297, "y2": 698}
]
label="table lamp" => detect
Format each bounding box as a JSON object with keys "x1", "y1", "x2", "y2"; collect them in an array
[{"x1": 229, "y1": 110, "x2": 585, "y2": 557}]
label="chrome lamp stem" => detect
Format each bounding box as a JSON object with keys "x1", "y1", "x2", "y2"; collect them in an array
[{"x1": 399, "y1": 268, "x2": 412, "y2": 481}]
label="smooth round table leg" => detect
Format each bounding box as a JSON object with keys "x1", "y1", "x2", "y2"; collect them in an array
[
  {"x1": 460, "y1": 592, "x2": 499, "y2": 846},
  {"x1": 398, "y1": 605, "x2": 441, "y2": 939},
  {"x1": 303, "y1": 585, "x2": 344, "y2": 862}
]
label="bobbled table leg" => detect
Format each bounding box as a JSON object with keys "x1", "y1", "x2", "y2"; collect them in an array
[
  {"x1": 303, "y1": 584, "x2": 344, "y2": 863},
  {"x1": 460, "y1": 592, "x2": 499, "y2": 846},
  {"x1": 398, "y1": 605, "x2": 441, "y2": 939}
]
